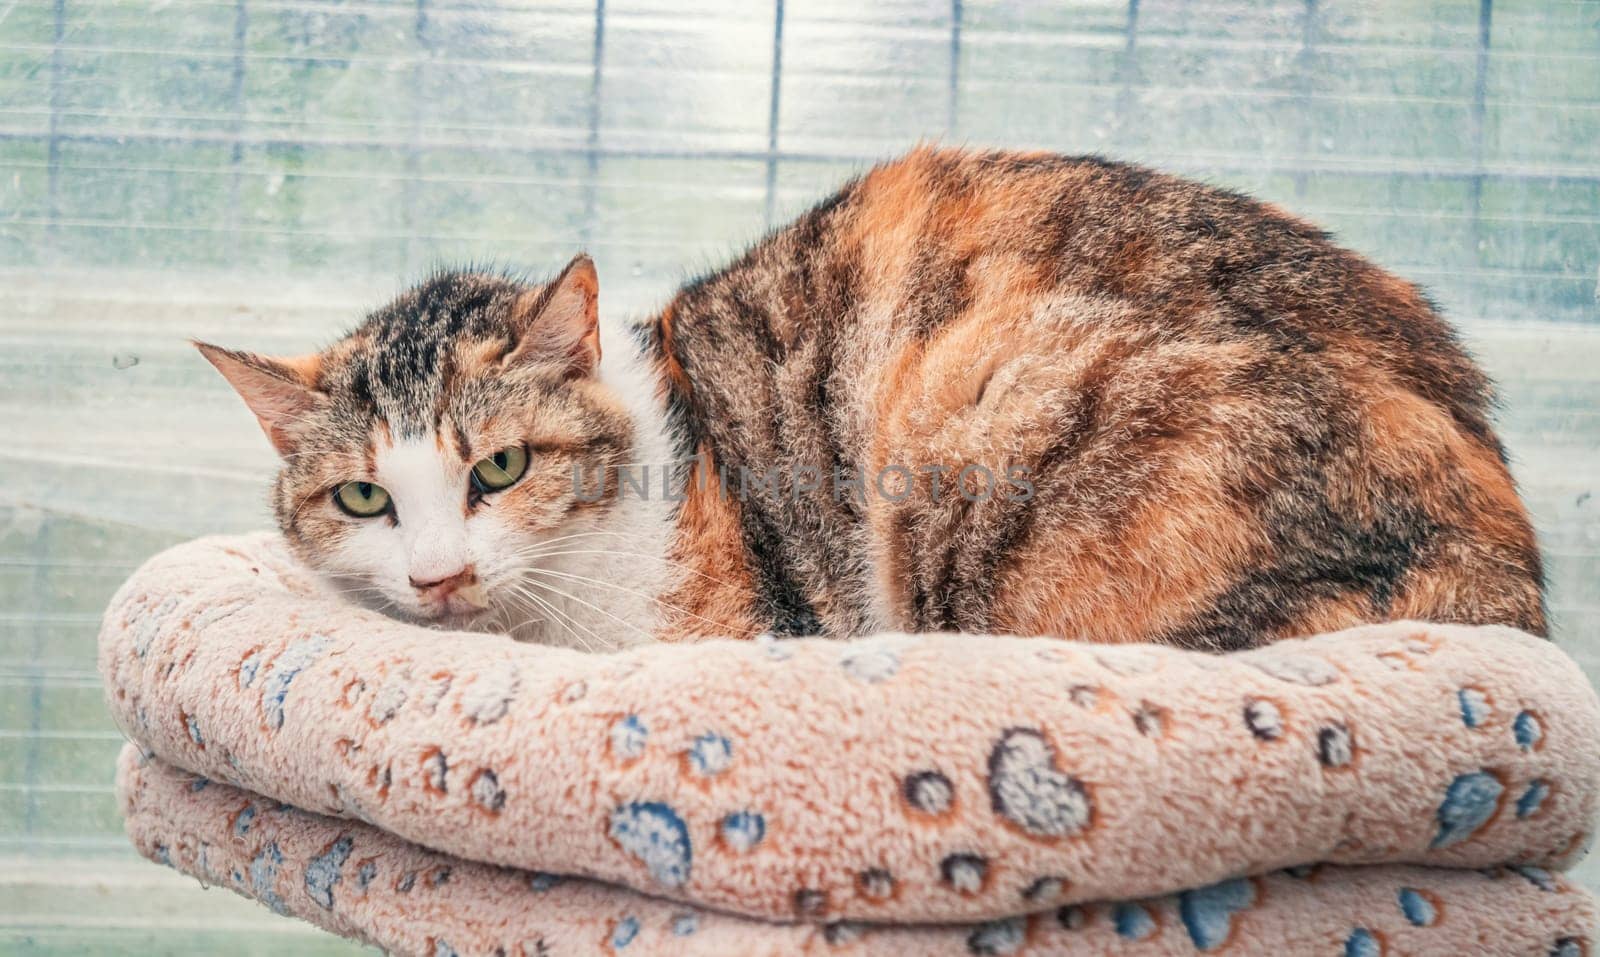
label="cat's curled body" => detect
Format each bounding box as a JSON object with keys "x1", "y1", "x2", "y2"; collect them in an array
[{"x1": 201, "y1": 147, "x2": 1545, "y2": 651}]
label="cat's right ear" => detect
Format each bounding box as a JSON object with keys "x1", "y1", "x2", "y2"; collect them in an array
[{"x1": 194, "y1": 341, "x2": 324, "y2": 457}]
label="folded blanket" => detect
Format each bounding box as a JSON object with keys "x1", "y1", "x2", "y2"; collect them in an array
[
  {"x1": 101, "y1": 534, "x2": 1600, "y2": 952},
  {"x1": 119, "y1": 746, "x2": 1600, "y2": 956}
]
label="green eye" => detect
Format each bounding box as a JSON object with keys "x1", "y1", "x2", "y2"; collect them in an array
[
  {"x1": 471, "y1": 446, "x2": 528, "y2": 492},
  {"x1": 334, "y1": 481, "x2": 391, "y2": 517}
]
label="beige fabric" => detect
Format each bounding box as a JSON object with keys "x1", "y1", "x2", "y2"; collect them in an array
[{"x1": 102, "y1": 533, "x2": 1600, "y2": 953}]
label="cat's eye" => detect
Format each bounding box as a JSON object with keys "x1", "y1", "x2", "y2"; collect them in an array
[
  {"x1": 471, "y1": 446, "x2": 528, "y2": 493},
  {"x1": 333, "y1": 481, "x2": 391, "y2": 517}
]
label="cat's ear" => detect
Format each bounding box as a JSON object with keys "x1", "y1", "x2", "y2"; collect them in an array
[
  {"x1": 194, "y1": 341, "x2": 324, "y2": 457},
  {"x1": 507, "y1": 253, "x2": 602, "y2": 376}
]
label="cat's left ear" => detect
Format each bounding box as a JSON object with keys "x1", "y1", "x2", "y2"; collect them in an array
[
  {"x1": 194, "y1": 341, "x2": 325, "y2": 457},
  {"x1": 507, "y1": 253, "x2": 602, "y2": 376}
]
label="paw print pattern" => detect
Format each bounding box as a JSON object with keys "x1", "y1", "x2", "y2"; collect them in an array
[
  {"x1": 1057, "y1": 905, "x2": 1089, "y2": 930},
  {"x1": 1432, "y1": 771, "x2": 1505, "y2": 848},
  {"x1": 719, "y1": 811, "x2": 765, "y2": 852},
  {"x1": 610, "y1": 915, "x2": 640, "y2": 950},
  {"x1": 609, "y1": 715, "x2": 648, "y2": 761},
  {"x1": 1179, "y1": 877, "x2": 1256, "y2": 950},
  {"x1": 421, "y1": 748, "x2": 449, "y2": 794},
  {"x1": 967, "y1": 917, "x2": 1027, "y2": 955},
  {"x1": 686, "y1": 733, "x2": 733, "y2": 777},
  {"x1": 238, "y1": 648, "x2": 264, "y2": 690},
  {"x1": 367, "y1": 674, "x2": 407, "y2": 726},
  {"x1": 1317, "y1": 724, "x2": 1354, "y2": 768},
  {"x1": 1130, "y1": 701, "x2": 1166, "y2": 738},
  {"x1": 1113, "y1": 903, "x2": 1156, "y2": 940},
  {"x1": 858, "y1": 868, "x2": 895, "y2": 901},
  {"x1": 609, "y1": 801, "x2": 692, "y2": 888},
  {"x1": 459, "y1": 667, "x2": 519, "y2": 725},
  {"x1": 1344, "y1": 928, "x2": 1383, "y2": 957},
  {"x1": 840, "y1": 646, "x2": 899, "y2": 683},
  {"x1": 248, "y1": 841, "x2": 287, "y2": 914},
  {"x1": 260, "y1": 635, "x2": 331, "y2": 731},
  {"x1": 987, "y1": 728, "x2": 1092, "y2": 839},
  {"x1": 1397, "y1": 887, "x2": 1439, "y2": 927},
  {"x1": 793, "y1": 888, "x2": 828, "y2": 916},
  {"x1": 903, "y1": 771, "x2": 956, "y2": 817},
  {"x1": 1514, "y1": 866, "x2": 1559, "y2": 893},
  {"x1": 940, "y1": 854, "x2": 989, "y2": 895},
  {"x1": 822, "y1": 921, "x2": 864, "y2": 945},
  {"x1": 1458, "y1": 688, "x2": 1491, "y2": 729},
  {"x1": 1515, "y1": 710, "x2": 1544, "y2": 751},
  {"x1": 1518, "y1": 780, "x2": 1551, "y2": 819},
  {"x1": 1021, "y1": 876, "x2": 1067, "y2": 902},
  {"x1": 305, "y1": 835, "x2": 354, "y2": 908},
  {"x1": 1244, "y1": 699, "x2": 1284, "y2": 741},
  {"x1": 468, "y1": 769, "x2": 505, "y2": 814},
  {"x1": 111, "y1": 550, "x2": 1588, "y2": 953}
]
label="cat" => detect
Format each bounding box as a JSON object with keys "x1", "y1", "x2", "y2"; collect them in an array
[{"x1": 198, "y1": 146, "x2": 1546, "y2": 651}]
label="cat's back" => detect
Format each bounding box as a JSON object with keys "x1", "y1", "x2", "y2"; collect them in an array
[{"x1": 650, "y1": 147, "x2": 1544, "y2": 647}]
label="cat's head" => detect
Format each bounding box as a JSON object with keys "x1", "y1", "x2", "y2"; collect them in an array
[{"x1": 197, "y1": 255, "x2": 633, "y2": 630}]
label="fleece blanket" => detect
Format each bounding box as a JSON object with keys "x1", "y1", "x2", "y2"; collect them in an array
[{"x1": 101, "y1": 534, "x2": 1600, "y2": 954}]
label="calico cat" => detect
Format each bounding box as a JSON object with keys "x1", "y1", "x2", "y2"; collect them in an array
[{"x1": 199, "y1": 147, "x2": 1546, "y2": 651}]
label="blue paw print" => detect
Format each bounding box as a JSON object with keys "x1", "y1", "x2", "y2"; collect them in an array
[
  {"x1": 1518, "y1": 780, "x2": 1551, "y2": 819},
  {"x1": 249, "y1": 842, "x2": 286, "y2": 914},
  {"x1": 720, "y1": 811, "x2": 765, "y2": 852},
  {"x1": 261, "y1": 635, "x2": 331, "y2": 731},
  {"x1": 1432, "y1": 770, "x2": 1504, "y2": 848},
  {"x1": 1398, "y1": 887, "x2": 1437, "y2": 926},
  {"x1": 1515, "y1": 866, "x2": 1558, "y2": 892},
  {"x1": 840, "y1": 646, "x2": 899, "y2": 683},
  {"x1": 610, "y1": 715, "x2": 648, "y2": 761},
  {"x1": 687, "y1": 733, "x2": 733, "y2": 776},
  {"x1": 1180, "y1": 877, "x2": 1255, "y2": 950},
  {"x1": 1114, "y1": 903, "x2": 1156, "y2": 940},
  {"x1": 967, "y1": 917, "x2": 1027, "y2": 955},
  {"x1": 609, "y1": 802, "x2": 692, "y2": 887},
  {"x1": 1344, "y1": 928, "x2": 1381, "y2": 957},
  {"x1": 611, "y1": 916, "x2": 640, "y2": 949},
  {"x1": 305, "y1": 836, "x2": 354, "y2": 909},
  {"x1": 1458, "y1": 688, "x2": 1490, "y2": 728},
  {"x1": 1515, "y1": 711, "x2": 1544, "y2": 751}
]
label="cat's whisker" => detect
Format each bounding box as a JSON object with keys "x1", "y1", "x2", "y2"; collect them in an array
[
  {"x1": 504, "y1": 582, "x2": 605, "y2": 652},
  {"x1": 509, "y1": 538, "x2": 742, "y2": 592},
  {"x1": 513, "y1": 577, "x2": 652, "y2": 649},
  {"x1": 496, "y1": 593, "x2": 547, "y2": 644},
  {"x1": 505, "y1": 581, "x2": 608, "y2": 651},
  {"x1": 524, "y1": 565, "x2": 749, "y2": 637},
  {"x1": 520, "y1": 549, "x2": 744, "y2": 594}
]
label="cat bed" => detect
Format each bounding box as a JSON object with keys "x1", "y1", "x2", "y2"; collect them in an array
[{"x1": 102, "y1": 533, "x2": 1600, "y2": 955}]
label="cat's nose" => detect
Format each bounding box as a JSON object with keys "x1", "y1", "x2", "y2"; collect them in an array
[{"x1": 409, "y1": 566, "x2": 476, "y2": 598}]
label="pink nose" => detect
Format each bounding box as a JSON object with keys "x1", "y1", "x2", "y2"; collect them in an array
[{"x1": 409, "y1": 566, "x2": 476, "y2": 599}]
